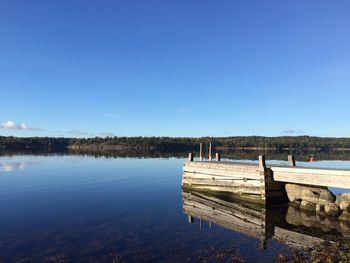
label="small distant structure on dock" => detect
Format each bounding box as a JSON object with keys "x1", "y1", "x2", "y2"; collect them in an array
[
  {"x1": 309, "y1": 154, "x2": 316, "y2": 162},
  {"x1": 182, "y1": 144, "x2": 350, "y2": 205}
]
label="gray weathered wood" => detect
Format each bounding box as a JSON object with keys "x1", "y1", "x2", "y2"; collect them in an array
[
  {"x1": 199, "y1": 143, "x2": 203, "y2": 161},
  {"x1": 209, "y1": 143, "x2": 212, "y2": 161},
  {"x1": 188, "y1": 153, "x2": 194, "y2": 162},
  {"x1": 271, "y1": 166, "x2": 350, "y2": 188},
  {"x1": 259, "y1": 155, "x2": 266, "y2": 168},
  {"x1": 216, "y1": 152, "x2": 221, "y2": 161},
  {"x1": 288, "y1": 155, "x2": 296, "y2": 166},
  {"x1": 183, "y1": 154, "x2": 350, "y2": 204},
  {"x1": 183, "y1": 160, "x2": 267, "y2": 203}
]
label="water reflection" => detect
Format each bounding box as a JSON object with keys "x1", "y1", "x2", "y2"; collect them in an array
[
  {"x1": 0, "y1": 161, "x2": 37, "y2": 172},
  {"x1": 3, "y1": 148, "x2": 350, "y2": 161},
  {"x1": 182, "y1": 190, "x2": 350, "y2": 251}
]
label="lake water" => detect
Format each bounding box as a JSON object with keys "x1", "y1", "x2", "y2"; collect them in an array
[{"x1": 1, "y1": 153, "x2": 350, "y2": 262}]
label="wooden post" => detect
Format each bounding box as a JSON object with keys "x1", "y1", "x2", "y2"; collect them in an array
[
  {"x1": 188, "y1": 153, "x2": 194, "y2": 162},
  {"x1": 209, "y1": 143, "x2": 212, "y2": 161},
  {"x1": 259, "y1": 155, "x2": 266, "y2": 169},
  {"x1": 188, "y1": 215, "x2": 194, "y2": 224},
  {"x1": 258, "y1": 155, "x2": 267, "y2": 203},
  {"x1": 209, "y1": 222, "x2": 212, "y2": 228},
  {"x1": 199, "y1": 219, "x2": 202, "y2": 230},
  {"x1": 288, "y1": 155, "x2": 296, "y2": 166},
  {"x1": 215, "y1": 152, "x2": 221, "y2": 161},
  {"x1": 199, "y1": 143, "x2": 203, "y2": 161}
]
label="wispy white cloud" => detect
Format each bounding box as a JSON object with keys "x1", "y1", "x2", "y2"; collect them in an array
[
  {"x1": 0, "y1": 121, "x2": 41, "y2": 130},
  {"x1": 281, "y1": 129, "x2": 305, "y2": 135}
]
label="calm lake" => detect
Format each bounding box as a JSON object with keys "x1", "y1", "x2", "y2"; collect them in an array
[{"x1": 1, "y1": 152, "x2": 350, "y2": 262}]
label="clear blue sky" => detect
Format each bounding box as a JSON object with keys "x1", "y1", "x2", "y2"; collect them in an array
[{"x1": 1, "y1": 1, "x2": 349, "y2": 137}]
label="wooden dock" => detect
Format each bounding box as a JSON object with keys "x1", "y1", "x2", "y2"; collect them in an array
[
  {"x1": 182, "y1": 153, "x2": 350, "y2": 204},
  {"x1": 271, "y1": 165, "x2": 350, "y2": 188}
]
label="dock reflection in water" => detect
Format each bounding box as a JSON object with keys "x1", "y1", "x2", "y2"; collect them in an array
[{"x1": 182, "y1": 190, "x2": 350, "y2": 251}]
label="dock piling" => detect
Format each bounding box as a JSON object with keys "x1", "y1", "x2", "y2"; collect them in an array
[
  {"x1": 209, "y1": 143, "x2": 212, "y2": 161},
  {"x1": 259, "y1": 155, "x2": 266, "y2": 168},
  {"x1": 199, "y1": 143, "x2": 203, "y2": 161},
  {"x1": 288, "y1": 155, "x2": 296, "y2": 166},
  {"x1": 215, "y1": 152, "x2": 221, "y2": 161},
  {"x1": 258, "y1": 155, "x2": 267, "y2": 201},
  {"x1": 188, "y1": 153, "x2": 194, "y2": 162}
]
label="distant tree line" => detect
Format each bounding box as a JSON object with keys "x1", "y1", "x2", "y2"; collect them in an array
[
  {"x1": 1, "y1": 135, "x2": 350, "y2": 151},
  {"x1": 0, "y1": 136, "x2": 70, "y2": 150},
  {"x1": 68, "y1": 136, "x2": 350, "y2": 151}
]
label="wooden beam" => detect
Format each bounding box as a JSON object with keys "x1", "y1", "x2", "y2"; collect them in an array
[
  {"x1": 216, "y1": 152, "x2": 221, "y2": 161},
  {"x1": 272, "y1": 166, "x2": 350, "y2": 188},
  {"x1": 199, "y1": 143, "x2": 203, "y2": 161}
]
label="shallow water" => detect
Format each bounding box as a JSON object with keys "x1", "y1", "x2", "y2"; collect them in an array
[{"x1": 0, "y1": 153, "x2": 350, "y2": 262}]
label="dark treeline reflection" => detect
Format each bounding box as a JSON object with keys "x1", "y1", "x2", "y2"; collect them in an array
[{"x1": 2, "y1": 148, "x2": 350, "y2": 161}]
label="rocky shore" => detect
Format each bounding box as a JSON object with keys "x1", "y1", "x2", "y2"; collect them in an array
[{"x1": 286, "y1": 183, "x2": 350, "y2": 221}]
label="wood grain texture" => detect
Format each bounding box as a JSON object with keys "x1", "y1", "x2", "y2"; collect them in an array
[{"x1": 271, "y1": 166, "x2": 350, "y2": 188}]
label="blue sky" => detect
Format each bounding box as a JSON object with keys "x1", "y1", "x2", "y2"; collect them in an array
[{"x1": 1, "y1": 1, "x2": 349, "y2": 137}]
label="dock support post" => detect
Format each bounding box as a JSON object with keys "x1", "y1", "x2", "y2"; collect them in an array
[
  {"x1": 188, "y1": 215, "x2": 194, "y2": 224},
  {"x1": 209, "y1": 143, "x2": 212, "y2": 161},
  {"x1": 199, "y1": 143, "x2": 203, "y2": 161},
  {"x1": 188, "y1": 153, "x2": 194, "y2": 162},
  {"x1": 259, "y1": 155, "x2": 267, "y2": 203},
  {"x1": 215, "y1": 152, "x2": 221, "y2": 161},
  {"x1": 259, "y1": 155, "x2": 266, "y2": 169},
  {"x1": 288, "y1": 155, "x2": 296, "y2": 166}
]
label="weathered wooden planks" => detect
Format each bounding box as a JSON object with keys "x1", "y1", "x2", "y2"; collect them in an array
[
  {"x1": 271, "y1": 166, "x2": 350, "y2": 188},
  {"x1": 184, "y1": 160, "x2": 279, "y2": 204},
  {"x1": 182, "y1": 154, "x2": 350, "y2": 204},
  {"x1": 182, "y1": 159, "x2": 286, "y2": 203}
]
